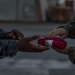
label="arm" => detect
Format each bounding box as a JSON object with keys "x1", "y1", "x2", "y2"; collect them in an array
[
  {"x1": 0, "y1": 35, "x2": 48, "y2": 59},
  {"x1": 59, "y1": 15, "x2": 75, "y2": 39},
  {"x1": 68, "y1": 47, "x2": 75, "y2": 64}
]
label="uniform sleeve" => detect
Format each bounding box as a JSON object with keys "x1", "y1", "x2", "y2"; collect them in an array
[
  {"x1": 0, "y1": 39, "x2": 19, "y2": 59},
  {"x1": 0, "y1": 29, "x2": 9, "y2": 39},
  {"x1": 68, "y1": 47, "x2": 75, "y2": 64},
  {"x1": 58, "y1": 15, "x2": 75, "y2": 39}
]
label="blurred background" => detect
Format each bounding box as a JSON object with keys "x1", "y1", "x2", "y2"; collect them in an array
[{"x1": 0, "y1": 0, "x2": 75, "y2": 75}]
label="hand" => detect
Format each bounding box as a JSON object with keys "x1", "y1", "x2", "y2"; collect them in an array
[
  {"x1": 6, "y1": 29, "x2": 24, "y2": 40},
  {"x1": 45, "y1": 28, "x2": 68, "y2": 39},
  {"x1": 18, "y1": 35, "x2": 49, "y2": 52},
  {"x1": 51, "y1": 46, "x2": 70, "y2": 54}
]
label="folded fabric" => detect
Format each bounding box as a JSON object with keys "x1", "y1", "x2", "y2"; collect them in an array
[{"x1": 38, "y1": 37, "x2": 67, "y2": 50}]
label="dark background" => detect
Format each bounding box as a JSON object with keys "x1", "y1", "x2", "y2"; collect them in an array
[{"x1": 0, "y1": 0, "x2": 75, "y2": 75}]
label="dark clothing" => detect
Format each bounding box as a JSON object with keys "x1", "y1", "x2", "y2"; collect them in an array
[
  {"x1": 59, "y1": 16, "x2": 75, "y2": 64},
  {"x1": 59, "y1": 16, "x2": 75, "y2": 39},
  {"x1": 0, "y1": 29, "x2": 19, "y2": 58}
]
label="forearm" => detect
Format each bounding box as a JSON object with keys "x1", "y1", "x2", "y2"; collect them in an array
[
  {"x1": 0, "y1": 39, "x2": 19, "y2": 59},
  {"x1": 59, "y1": 16, "x2": 75, "y2": 39}
]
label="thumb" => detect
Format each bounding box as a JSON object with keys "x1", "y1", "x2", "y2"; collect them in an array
[
  {"x1": 27, "y1": 35, "x2": 41, "y2": 41},
  {"x1": 60, "y1": 35, "x2": 67, "y2": 39}
]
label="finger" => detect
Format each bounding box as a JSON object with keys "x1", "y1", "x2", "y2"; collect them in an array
[
  {"x1": 45, "y1": 32, "x2": 53, "y2": 37},
  {"x1": 27, "y1": 35, "x2": 41, "y2": 41},
  {"x1": 7, "y1": 33, "x2": 16, "y2": 39},
  {"x1": 11, "y1": 29, "x2": 24, "y2": 39},
  {"x1": 33, "y1": 46, "x2": 49, "y2": 52},
  {"x1": 12, "y1": 35, "x2": 16, "y2": 39},
  {"x1": 17, "y1": 36, "x2": 22, "y2": 40},
  {"x1": 51, "y1": 47, "x2": 60, "y2": 52},
  {"x1": 16, "y1": 35, "x2": 23, "y2": 40},
  {"x1": 13, "y1": 32, "x2": 24, "y2": 40},
  {"x1": 60, "y1": 35, "x2": 67, "y2": 39},
  {"x1": 17, "y1": 33, "x2": 24, "y2": 38},
  {"x1": 50, "y1": 33, "x2": 57, "y2": 37},
  {"x1": 36, "y1": 46, "x2": 49, "y2": 50},
  {"x1": 9, "y1": 35, "x2": 16, "y2": 39}
]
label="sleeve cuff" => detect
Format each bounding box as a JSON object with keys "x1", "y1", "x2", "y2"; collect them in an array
[
  {"x1": 5, "y1": 40, "x2": 19, "y2": 57},
  {"x1": 68, "y1": 47, "x2": 75, "y2": 64},
  {"x1": 0, "y1": 40, "x2": 19, "y2": 59},
  {"x1": 58, "y1": 25, "x2": 71, "y2": 38}
]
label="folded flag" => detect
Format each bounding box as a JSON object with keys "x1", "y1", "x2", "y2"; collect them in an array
[{"x1": 38, "y1": 37, "x2": 67, "y2": 50}]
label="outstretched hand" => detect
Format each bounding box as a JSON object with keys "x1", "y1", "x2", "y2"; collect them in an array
[
  {"x1": 18, "y1": 35, "x2": 49, "y2": 52},
  {"x1": 45, "y1": 28, "x2": 68, "y2": 39}
]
